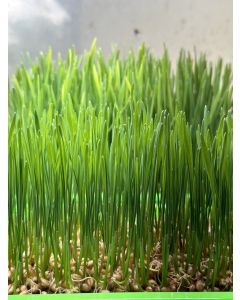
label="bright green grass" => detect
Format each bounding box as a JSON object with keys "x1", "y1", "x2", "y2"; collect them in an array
[
  {"x1": 8, "y1": 41, "x2": 232, "y2": 292},
  {"x1": 8, "y1": 291, "x2": 233, "y2": 300}
]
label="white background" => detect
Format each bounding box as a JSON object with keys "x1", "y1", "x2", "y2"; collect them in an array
[{"x1": 8, "y1": 0, "x2": 232, "y2": 75}]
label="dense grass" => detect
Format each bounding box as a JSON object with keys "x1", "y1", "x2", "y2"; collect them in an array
[{"x1": 8, "y1": 41, "x2": 232, "y2": 293}]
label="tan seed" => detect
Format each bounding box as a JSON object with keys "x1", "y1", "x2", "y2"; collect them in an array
[
  {"x1": 161, "y1": 287, "x2": 171, "y2": 292},
  {"x1": 87, "y1": 268, "x2": 94, "y2": 276},
  {"x1": 45, "y1": 271, "x2": 51, "y2": 280},
  {"x1": 71, "y1": 266, "x2": 75, "y2": 272},
  {"x1": 196, "y1": 271, "x2": 202, "y2": 278},
  {"x1": 87, "y1": 278, "x2": 94, "y2": 288},
  {"x1": 187, "y1": 266, "x2": 193, "y2": 275},
  {"x1": 113, "y1": 272, "x2": 122, "y2": 281},
  {"x1": 8, "y1": 284, "x2": 13, "y2": 295},
  {"x1": 101, "y1": 268, "x2": 106, "y2": 275},
  {"x1": 189, "y1": 284, "x2": 195, "y2": 291},
  {"x1": 177, "y1": 255, "x2": 182, "y2": 261},
  {"x1": 20, "y1": 285, "x2": 27, "y2": 292},
  {"x1": 40, "y1": 278, "x2": 49, "y2": 289},
  {"x1": 87, "y1": 260, "x2": 94, "y2": 268},
  {"x1": 196, "y1": 280, "x2": 204, "y2": 291},
  {"x1": 81, "y1": 283, "x2": 91, "y2": 292},
  {"x1": 154, "y1": 285, "x2": 160, "y2": 292},
  {"x1": 170, "y1": 284, "x2": 176, "y2": 291},
  {"x1": 8, "y1": 270, "x2": 12, "y2": 281},
  {"x1": 100, "y1": 289, "x2": 110, "y2": 293},
  {"x1": 148, "y1": 279, "x2": 157, "y2": 287},
  {"x1": 132, "y1": 284, "x2": 139, "y2": 291},
  {"x1": 31, "y1": 285, "x2": 40, "y2": 294},
  {"x1": 72, "y1": 273, "x2": 82, "y2": 281},
  {"x1": 50, "y1": 283, "x2": 56, "y2": 292}
]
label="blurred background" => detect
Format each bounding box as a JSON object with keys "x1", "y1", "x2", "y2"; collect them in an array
[{"x1": 8, "y1": 0, "x2": 232, "y2": 75}]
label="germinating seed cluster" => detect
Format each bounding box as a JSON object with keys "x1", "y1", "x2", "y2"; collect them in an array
[{"x1": 8, "y1": 41, "x2": 232, "y2": 294}]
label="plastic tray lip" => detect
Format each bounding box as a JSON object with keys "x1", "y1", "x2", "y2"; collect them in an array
[{"x1": 8, "y1": 291, "x2": 233, "y2": 300}]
